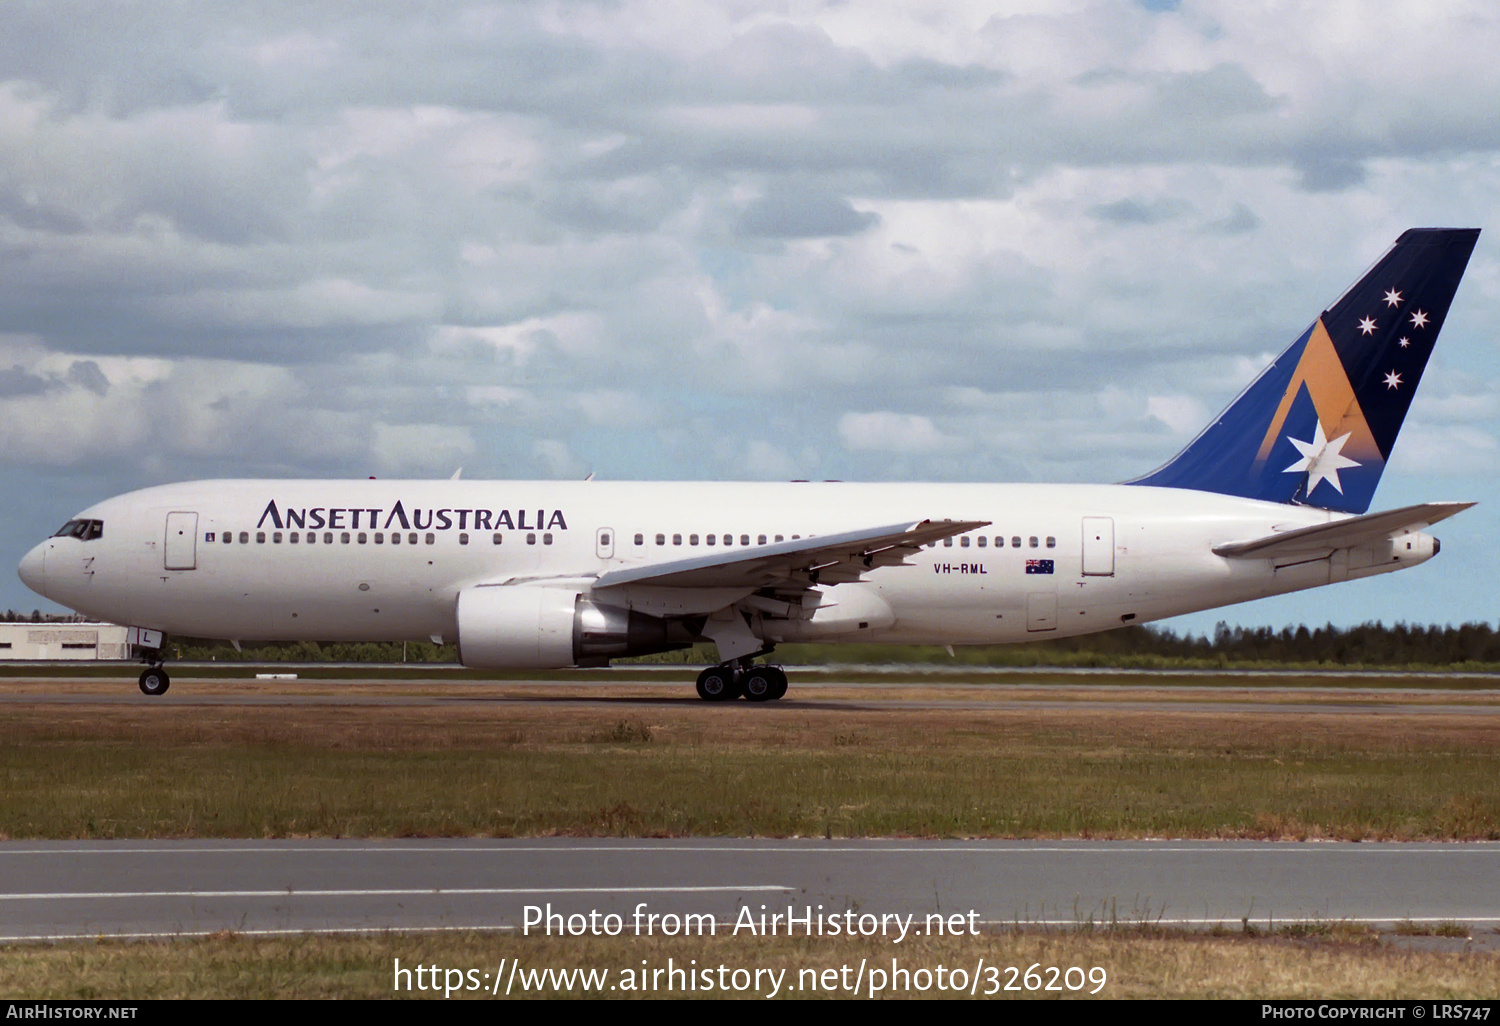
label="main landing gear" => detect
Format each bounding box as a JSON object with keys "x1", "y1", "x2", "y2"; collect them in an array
[
  {"x1": 138, "y1": 657, "x2": 170, "y2": 696},
  {"x1": 695, "y1": 662, "x2": 788, "y2": 703}
]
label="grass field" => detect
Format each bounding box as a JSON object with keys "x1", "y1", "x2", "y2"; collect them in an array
[
  {"x1": 5, "y1": 672, "x2": 1498, "y2": 1000},
  {"x1": 1, "y1": 676, "x2": 1498, "y2": 839},
  {"x1": 4, "y1": 929, "x2": 1498, "y2": 999}
]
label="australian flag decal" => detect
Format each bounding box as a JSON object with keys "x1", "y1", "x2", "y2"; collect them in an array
[{"x1": 1025, "y1": 559, "x2": 1055, "y2": 575}]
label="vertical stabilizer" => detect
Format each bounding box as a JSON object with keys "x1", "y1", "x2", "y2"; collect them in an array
[{"x1": 1129, "y1": 228, "x2": 1479, "y2": 513}]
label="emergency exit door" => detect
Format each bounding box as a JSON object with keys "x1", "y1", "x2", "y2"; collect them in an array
[
  {"x1": 164, "y1": 512, "x2": 198, "y2": 570},
  {"x1": 1082, "y1": 517, "x2": 1114, "y2": 576}
]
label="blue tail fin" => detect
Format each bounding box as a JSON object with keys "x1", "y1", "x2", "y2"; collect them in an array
[{"x1": 1129, "y1": 228, "x2": 1479, "y2": 514}]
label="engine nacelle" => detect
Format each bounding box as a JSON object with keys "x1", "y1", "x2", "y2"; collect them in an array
[{"x1": 456, "y1": 586, "x2": 692, "y2": 668}]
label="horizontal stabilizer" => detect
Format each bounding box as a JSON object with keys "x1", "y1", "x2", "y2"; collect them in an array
[
  {"x1": 593, "y1": 519, "x2": 989, "y2": 590},
  {"x1": 1212, "y1": 501, "x2": 1475, "y2": 559}
]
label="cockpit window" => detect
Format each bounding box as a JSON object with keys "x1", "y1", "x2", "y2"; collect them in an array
[{"x1": 52, "y1": 519, "x2": 103, "y2": 541}]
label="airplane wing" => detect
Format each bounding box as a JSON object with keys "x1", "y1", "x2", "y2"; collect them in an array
[
  {"x1": 1212, "y1": 501, "x2": 1474, "y2": 559},
  {"x1": 591, "y1": 519, "x2": 989, "y2": 590}
]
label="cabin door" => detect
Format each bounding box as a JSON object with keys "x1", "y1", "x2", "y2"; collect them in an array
[{"x1": 164, "y1": 512, "x2": 198, "y2": 570}]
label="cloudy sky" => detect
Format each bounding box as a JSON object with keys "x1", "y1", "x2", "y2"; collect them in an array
[{"x1": 3, "y1": 0, "x2": 1498, "y2": 635}]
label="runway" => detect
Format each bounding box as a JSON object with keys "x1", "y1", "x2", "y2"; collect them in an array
[
  {"x1": 4, "y1": 675, "x2": 1500, "y2": 716},
  {"x1": 3, "y1": 839, "x2": 1498, "y2": 942}
]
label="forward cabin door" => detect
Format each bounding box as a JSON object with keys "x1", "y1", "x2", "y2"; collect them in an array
[
  {"x1": 1082, "y1": 517, "x2": 1115, "y2": 576},
  {"x1": 164, "y1": 512, "x2": 199, "y2": 570}
]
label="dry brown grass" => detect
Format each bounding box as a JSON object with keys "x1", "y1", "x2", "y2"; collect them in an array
[{"x1": 3, "y1": 930, "x2": 1498, "y2": 999}]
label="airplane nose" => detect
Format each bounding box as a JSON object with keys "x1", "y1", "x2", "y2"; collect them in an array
[{"x1": 17, "y1": 543, "x2": 46, "y2": 598}]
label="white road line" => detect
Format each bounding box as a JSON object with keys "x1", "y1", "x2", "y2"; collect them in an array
[
  {"x1": 6, "y1": 915, "x2": 1500, "y2": 946},
  {"x1": 0, "y1": 885, "x2": 792, "y2": 901}
]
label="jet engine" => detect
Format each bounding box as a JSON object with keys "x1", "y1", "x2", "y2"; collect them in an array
[{"x1": 455, "y1": 586, "x2": 694, "y2": 668}]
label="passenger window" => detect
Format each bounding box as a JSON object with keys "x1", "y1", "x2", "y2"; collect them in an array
[
  {"x1": 342, "y1": 532, "x2": 351, "y2": 544},
  {"x1": 673, "y1": 534, "x2": 682, "y2": 545},
  {"x1": 705, "y1": 534, "x2": 715, "y2": 546},
  {"x1": 273, "y1": 532, "x2": 283, "y2": 543},
  {"x1": 1029, "y1": 537, "x2": 1039, "y2": 548},
  {"x1": 758, "y1": 535, "x2": 767, "y2": 545},
  {"x1": 374, "y1": 533, "x2": 384, "y2": 544},
  {"x1": 409, "y1": 533, "x2": 418, "y2": 545},
  {"x1": 543, "y1": 532, "x2": 553, "y2": 545},
  {"x1": 775, "y1": 535, "x2": 784, "y2": 543},
  {"x1": 943, "y1": 537, "x2": 953, "y2": 547},
  {"x1": 690, "y1": 534, "x2": 699, "y2": 545},
  {"x1": 722, "y1": 534, "x2": 731, "y2": 545},
  {"x1": 977, "y1": 536, "x2": 986, "y2": 548},
  {"x1": 527, "y1": 533, "x2": 536, "y2": 545},
  {"x1": 960, "y1": 536, "x2": 970, "y2": 548},
  {"x1": 1011, "y1": 536, "x2": 1021, "y2": 548},
  {"x1": 656, "y1": 534, "x2": 666, "y2": 545},
  {"x1": 741, "y1": 535, "x2": 750, "y2": 546},
  {"x1": 222, "y1": 533, "x2": 231, "y2": 545},
  {"x1": 459, "y1": 533, "x2": 469, "y2": 545},
  {"x1": 424, "y1": 533, "x2": 434, "y2": 545},
  {"x1": 601, "y1": 532, "x2": 611, "y2": 547},
  {"x1": 240, "y1": 532, "x2": 249, "y2": 544},
  {"x1": 1046, "y1": 536, "x2": 1056, "y2": 548},
  {"x1": 634, "y1": 534, "x2": 644, "y2": 546},
  {"x1": 391, "y1": 533, "x2": 401, "y2": 545},
  {"x1": 325, "y1": 532, "x2": 333, "y2": 544},
  {"x1": 793, "y1": 534, "x2": 800, "y2": 540},
  {"x1": 492, "y1": 533, "x2": 502, "y2": 545},
  {"x1": 256, "y1": 532, "x2": 265, "y2": 544}
]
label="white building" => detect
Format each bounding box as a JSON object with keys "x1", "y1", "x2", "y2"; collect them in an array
[{"x1": 0, "y1": 622, "x2": 131, "y2": 660}]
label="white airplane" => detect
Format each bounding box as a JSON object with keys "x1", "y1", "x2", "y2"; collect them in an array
[{"x1": 17, "y1": 228, "x2": 1480, "y2": 701}]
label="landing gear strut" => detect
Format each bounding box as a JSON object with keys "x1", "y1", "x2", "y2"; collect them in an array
[
  {"x1": 138, "y1": 652, "x2": 170, "y2": 696},
  {"x1": 695, "y1": 662, "x2": 788, "y2": 702}
]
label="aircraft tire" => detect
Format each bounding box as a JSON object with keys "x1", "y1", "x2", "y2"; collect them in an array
[
  {"x1": 766, "y1": 666, "x2": 788, "y2": 701},
  {"x1": 138, "y1": 667, "x2": 170, "y2": 696},
  {"x1": 695, "y1": 665, "x2": 737, "y2": 702},
  {"x1": 742, "y1": 667, "x2": 776, "y2": 702}
]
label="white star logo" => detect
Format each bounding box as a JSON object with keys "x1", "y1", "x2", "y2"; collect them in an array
[
  {"x1": 1398, "y1": 336, "x2": 1410, "y2": 347},
  {"x1": 1410, "y1": 309, "x2": 1429, "y2": 328},
  {"x1": 1358, "y1": 317, "x2": 1377, "y2": 335},
  {"x1": 1384, "y1": 289, "x2": 1403, "y2": 307},
  {"x1": 1283, "y1": 421, "x2": 1361, "y2": 495},
  {"x1": 1383, "y1": 370, "x2": 1402, "y2": 389}
]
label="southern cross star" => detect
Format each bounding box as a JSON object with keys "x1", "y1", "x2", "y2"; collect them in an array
[
  {"x1": 1411, "y1": 309, "x2": 1429, "y2": 328},
  {"x1": 1358, "y1": 317, "x2": 1378, "y2": 335},
  {"x1": 1384, "y1": 370, "x2": 1402, "y2": 389},
  {"x1": 1384, "y1": 289, "x2": 1403, "y2": 307},
  {"x1": 1283, "y1": 421, "x2": 1360, "y2": 495}
]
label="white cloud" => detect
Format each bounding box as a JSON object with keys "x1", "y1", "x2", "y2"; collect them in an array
[{"x1": 838, "y1": 411, "x2": 964, "y2": 454}]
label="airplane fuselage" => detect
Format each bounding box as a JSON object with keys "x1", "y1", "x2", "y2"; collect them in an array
[{"x1": 19, "y1": 479, "x2": 1437, "y2": 650}]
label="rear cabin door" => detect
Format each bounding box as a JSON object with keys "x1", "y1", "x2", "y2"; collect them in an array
[
  {"x1": 1082, "y1": 517, "x2": 1115, "y2": 576},
  {"x1": 164, "y1": 512, "x2": 199, "y2": 570}
]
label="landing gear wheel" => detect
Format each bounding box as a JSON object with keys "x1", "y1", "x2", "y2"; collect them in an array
[
  {"x1": 138, "y1": 666, "x2": 170, "y2": 696},
  {"x1": 696, "y1": 665, "x2": 738, "y2": 702},
  {"x1": 742, "y1": 666, "x2": 776, "y2": 702},
  {"x1": 765, "y1": 666, "x2": 788, "y2": 701}
]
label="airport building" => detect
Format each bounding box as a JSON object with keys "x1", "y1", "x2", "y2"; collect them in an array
[{"x1": 0, "y1": 622, "x2": 130, "y2": 660}]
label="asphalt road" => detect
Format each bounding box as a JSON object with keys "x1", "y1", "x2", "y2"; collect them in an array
[{"x1": 2, "y1": 839, "x2": 1497, "y2": 942}]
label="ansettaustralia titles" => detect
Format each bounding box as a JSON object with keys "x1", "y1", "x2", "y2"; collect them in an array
[
  {"x1": 524, "y1": 902, "x2": 980, "y2": 942},
  {"x1": 255, "y1": 499, "x2": 567, "y2": 533}
]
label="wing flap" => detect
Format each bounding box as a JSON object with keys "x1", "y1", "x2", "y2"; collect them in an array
[
  {"x1": 592, "y1": 519, "x2": 988, "y2": 590},
  {"x1": 1213, "y1": 501, "x2": 1474, "y2": 559}
]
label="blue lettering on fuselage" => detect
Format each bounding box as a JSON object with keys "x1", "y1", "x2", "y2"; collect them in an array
[{"x1": 253, "y1": 500, "x2": 567, "y2": 535}]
